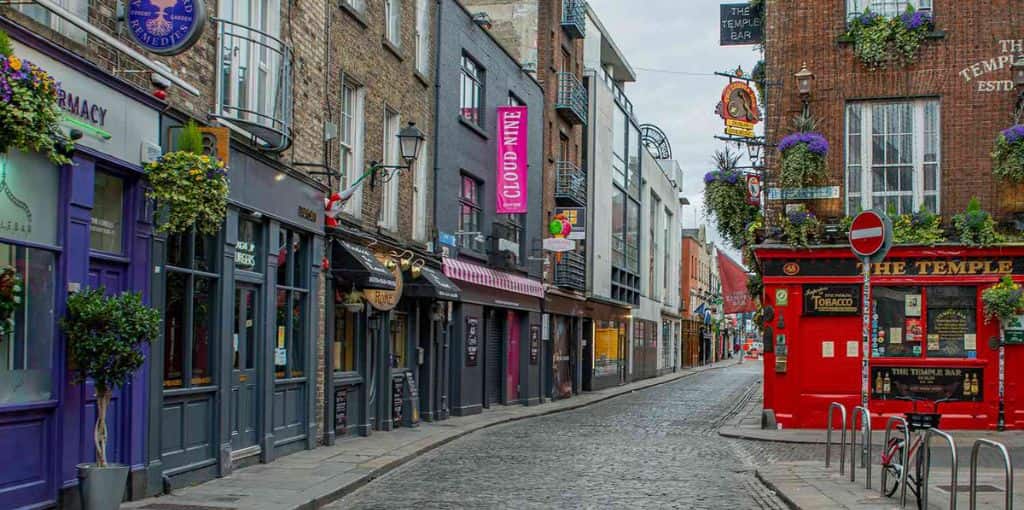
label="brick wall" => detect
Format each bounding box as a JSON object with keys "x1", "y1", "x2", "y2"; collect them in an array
[{"x1": 764, "y1": 0, "x2": 1024, "y2": 221}]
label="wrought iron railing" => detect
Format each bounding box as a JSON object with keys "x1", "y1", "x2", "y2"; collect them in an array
[
  {"x1": 554, "y1": 251, "x2": 585, "y2": 291},
  {"x1": 561, "y1": 0, "x2": 586, "y2": 39},
  {"x1": 555, "y1": 161, "x2": 586, "y2": 206},
  {"x1": 556, "y1": 72, "x2": 588, "y2": 125},
  {"x1": 213, "y1": 18, "x2": 294, "y2": 152}
]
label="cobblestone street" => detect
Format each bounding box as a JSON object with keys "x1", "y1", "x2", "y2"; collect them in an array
[{"x1": 333, "y1": 362, "x2": 822, "y2": 509}]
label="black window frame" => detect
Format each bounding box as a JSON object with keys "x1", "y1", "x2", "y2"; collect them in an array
[
  {"x1": 163, "y1": 229, "x2": 221, "y2": 390},
  {"x1": 460, "y1": 53, "x2": 484, "y2": 127},
  {"x1": 458, "y1": 174, "x2": 484, "y2": 253},
  {"x1": 275, "y1": 227, "x2": 309, "y2": 380}
]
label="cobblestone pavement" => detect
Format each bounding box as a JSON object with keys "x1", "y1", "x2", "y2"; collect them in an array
[{"x1": 331, "y1": 362, "x2": 824, "y2": 509}]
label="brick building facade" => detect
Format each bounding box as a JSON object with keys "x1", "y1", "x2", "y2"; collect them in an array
[{"x1": 763, "y1": 0, "x2": 1024, "y2": 220}]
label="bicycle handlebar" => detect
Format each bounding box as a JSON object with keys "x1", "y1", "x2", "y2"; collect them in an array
[{"x1": 893, "y1": 396, "x2": 959, "y2": 413}]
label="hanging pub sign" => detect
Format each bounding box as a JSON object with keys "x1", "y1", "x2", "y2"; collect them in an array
[
  {"x1": 126, "y1": 0, "x2": 207, "y2": 56},
  {"x1": 871, "y1": 366, "x2": 984, "y2": 402},
  {"x1": 716, "y1": 81, "x2": 760, "y2": 138},
  {"x1": 745, "y1": 174, "x2": 761, "y2": 206},
  {"x1": 803, "y1": 285, "x2": 860, "y2": 316},
  {"x1": 720, "y1": 3, "x2": 764, "y2": 46},
  {"x1": 554, "y1": 207, "x2": 586, "y2": 240},
  {"x1": 363, "y1": 254, "x2": 404, "y2": 311}
]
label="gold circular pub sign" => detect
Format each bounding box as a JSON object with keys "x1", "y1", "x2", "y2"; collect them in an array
[{"x1": 363, "y1": 254, "x2": 404, "y2": 311}]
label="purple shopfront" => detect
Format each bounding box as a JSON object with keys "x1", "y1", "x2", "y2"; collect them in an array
[{"x1": 0, "y1": 22, "x2": 162, "y2": 509}]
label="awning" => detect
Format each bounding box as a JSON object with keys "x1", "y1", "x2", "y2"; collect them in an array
[
  {"x1": 404, "y1": 266, "x2": 462, "y2": 301},
  {"x1": 443, "y1": 258, "x2": 544, "y2": 298},
  {"x1": 331, "y1": 240, "x2": 397, "y2": 291}
]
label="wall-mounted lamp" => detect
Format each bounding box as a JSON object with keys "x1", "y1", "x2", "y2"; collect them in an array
[
  {"x1": 370, "y1": 122, "x2": 426, "y2": 187},
  {"x1": 794, "y1": 62, "x2": 814, "y2": 115},
  {"x1": 471, "y1": 12, "x2": 493, "y2": 30},
  {"x1": 1013, "y1": 57, "x2": 1024, "y2": 119}
]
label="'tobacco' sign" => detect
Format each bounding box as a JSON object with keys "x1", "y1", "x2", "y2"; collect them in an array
[{"x1": 496, "y1": 106, "x2": 528, "y2": 214}]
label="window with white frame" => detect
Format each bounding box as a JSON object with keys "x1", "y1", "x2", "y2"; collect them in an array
[
  {"x1": 379, "y1": 108, "x2": 401, "y2": 230},
  {"x1": 846, "y1": 0, "x2": 931, "y2": 19},
  {"x1": 845, "y1": 100, "x2": 940, "y2": 216},
  {"x1": 17, "y1": 0, "x2": 87, "y2": 42},
  {"x1": 414, "y1": 0, "x2": 430, "y2": 75},
  {"x1": 218, "y1": 0, "x2": 285, "y2": 137},
  {"x1": 412, "y1": 145, "x2": 429, "y2": 242},
  {"x1": 460, "y1": 54, "x2": 484, "y2": 127},
  {"x1": 339, "y1": 79, "x2": 365, "y2": 215},
  {"x1": 343, "y1": 0, "x2": 365, "y2": 12},
  {"x1": 648, "y1": 193, "x2": 660, "y2": 299},
  {"x1": 663, "y1": 208, "x2": 672, "y2": 300},
  {"x1": 385, "y1": 0, "x2": 401, "y2": 47}
]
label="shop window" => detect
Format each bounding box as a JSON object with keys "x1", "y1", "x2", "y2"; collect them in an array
[
  {"x1": 236, "y1": 217, "x2": 262, "y2": 272},
  {"x1": 390, "y1": 312, "x2": 407, "y2": 368},
  {"x1": 0, "y1": 243, "x2": 56, "y2": 404},
  {"x1": 334, "y1": 306, "x2": 356, "y2": 373},
  {"x1": 594, "y1": 321, "x2": 623, "y2": 377},
  {"x1": 163, "y1": 230, "x2": 219, "y2": 389},
  {"x1": 925, "y1": 286, "x2": 975, "y2": 358},
  {"x1": 846, "y1": 0, "x2": 931, "y2": 20},
  {"x1": 275, "y1": 228, "x2": 308, "y2": 379},
  {"x1": 90, "y1": 172, "x2": 124, "y2": 254},
  {"x1": 460, "y1": 54, "x2": 484, "y2": 127},
  {"x1": 845, "y1": 100, "x2": 940, "y2": 215},
  {"x1": 874, "y1": 287, "x2": 921, "y2": 358}
]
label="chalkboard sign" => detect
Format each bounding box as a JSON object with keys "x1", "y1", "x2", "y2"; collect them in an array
[
  {"x1": 402, "y1": 371, "x2": 421, "y2": 427},
  {"x1": 392, "y1": 376, "x2": 404, "y2": 426},
  {"x1": 720, "y1": 3, "x2": 763, "y2": 46},
  {"x1": 334, "y1": 387, "x2": 348, "y2": 434},
  {"x1": 529, "y1": 325, "x2": 540, "y2": 364},
  {"x1": 466, "y1": 318, "x2": 480, "y2": 366}
]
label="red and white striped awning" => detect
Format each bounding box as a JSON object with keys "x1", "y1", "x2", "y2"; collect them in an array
[{"x1": 443, "y1": 258, "x2": 545, "y2": 298}]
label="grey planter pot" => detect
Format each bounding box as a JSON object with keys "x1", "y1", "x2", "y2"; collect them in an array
[{"x1": 77, "y1": 463, "x2": 128, "y2": 510}]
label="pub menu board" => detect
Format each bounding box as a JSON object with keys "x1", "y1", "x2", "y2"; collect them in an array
[
  {"x1": 466, "y1": 318, "x2": 480, "y2": 366},
  {"x1": 926, "y1": 287, "x2": 976, "y2": 358},
  {"x1": 529, "y1": 325, "x2": 540, "y2": 364},
  {"x1": 392, "y1": 376, "x2": 404, "y2": 427},
  {"x1": 802, "y1": 285, "x2": 860, "y2": 316},
  {"x1": 404, "y1": 371, "x2": 420, "y2": 426},
  {"x1": 334, "y1": 387, "x2": 348, "y2": 434},
  {"x1": 870, "y1": 366, "x2": 983, "y2": 401}
]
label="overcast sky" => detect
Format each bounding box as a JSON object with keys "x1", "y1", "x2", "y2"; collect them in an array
[{"x1": 588, "y1": 0, "x2": 761, "y2": 259}]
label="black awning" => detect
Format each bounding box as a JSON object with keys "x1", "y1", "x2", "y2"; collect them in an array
[
  {"x1": 331, "y1": 240, "x2": 397, "y2": 291},
  {"x1": 404, "y1": 266, "x2": 461, "y2": 301}
]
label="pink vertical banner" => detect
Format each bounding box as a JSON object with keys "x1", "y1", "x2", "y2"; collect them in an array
[{"x1": 496, "y1": 105, "x2": 529, "y2": 214}]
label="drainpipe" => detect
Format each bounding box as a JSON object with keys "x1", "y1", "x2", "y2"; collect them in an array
[{"x1": 432, "y1": 0, "x2": 443, "y2": 248}]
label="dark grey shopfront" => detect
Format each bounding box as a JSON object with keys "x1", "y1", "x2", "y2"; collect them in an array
[{"x1": 145, "y1": 137, "x2": 325, "y2": 492}]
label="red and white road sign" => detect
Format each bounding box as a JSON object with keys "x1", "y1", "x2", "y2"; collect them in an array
[{"x1": 849, "y1": 210, "x2": 887, "y2": 257}]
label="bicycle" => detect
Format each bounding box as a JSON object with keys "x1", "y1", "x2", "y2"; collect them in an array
[{"x1": 879, "y1": 397, "x2": 956, "y2": 510}]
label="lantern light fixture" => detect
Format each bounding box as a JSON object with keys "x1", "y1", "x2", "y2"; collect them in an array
[{"x1": 370, "y1": 122, "x2": 426, "y2": 187}]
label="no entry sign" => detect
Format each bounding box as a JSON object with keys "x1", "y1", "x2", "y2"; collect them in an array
[{"x1": 849, "y1": 211, "x2": 888, "y2": 258}]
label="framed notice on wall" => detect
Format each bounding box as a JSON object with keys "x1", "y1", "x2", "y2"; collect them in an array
[
  {"x1": 466, "y1": 318, "x2": 480, "y2": 366},
  {"x1": 530, "y1": 325, "x2": 540, "y2": 364},
  {"x1": 334, "y1": 387, "x2": 348, "y2": 434}
]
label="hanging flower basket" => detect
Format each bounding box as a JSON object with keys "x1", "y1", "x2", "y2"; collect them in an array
[
  {"x1": 992, "y1": 125, "x2": 1024, "y2": 183},
  {"x1": 845, "y1": 8, "x2": 933, "y2": 69},
  {"x1": 0, "y1": 31, "x2": 72, "y2": 166},
  {"x1": 145, "y1": 151, "x2": 228, "y2": 236},
  {"x1": 703, "y1": 168, "x2": 758, "y2": 249},
  {"x1": 778, "y1": 132, "x2": 829, "y2": 189},
  {"x1": 982, "y1": 276, "x2": 1024, "y2": 325},
  {"x1": 0, "y1": 266, "x2": 24, "y2": 336}
]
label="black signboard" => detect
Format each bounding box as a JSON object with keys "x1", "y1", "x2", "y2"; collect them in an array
[
  {"x1": 466, "y1": 318, "x2": 480, "y2": 366},
  {"x1": 803, "y1": 285, "x2": 861, "y2": 316},
  {"x1": 334, "y1": 386, "x2": 348, "y2": 434},
  {"x1": 402, "y1": 371, "x2": 420, "y2": 427},
  {"x1": 720, "y1": 3, "x2": 763, "y2": 46},
  {"x1": 530, "y1": 325, "x2": 540, "y2": 365},
  {"x1": 870, "y1": 366, "x2": 984, "y2": 402},
  {"x1": 392, "y1": 376, "x2": 404, "y2": 426}
]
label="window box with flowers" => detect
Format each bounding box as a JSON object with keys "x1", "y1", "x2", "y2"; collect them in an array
[
  {"x1": 0, "y1": 30, "x2": 71, "y2": 166},
  {"x1": 843, "y1": 7, "x2": 936, "y2": 69},
  {"x1": 145, "y1": 122, "x2": 229, "y2": 236}
]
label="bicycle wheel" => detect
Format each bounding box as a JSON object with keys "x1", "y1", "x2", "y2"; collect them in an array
[
  {"x1": 881, "y1": 438, "x2": 903, "y2": 497},
  {"x1": 913, "y1": 442, "x2": 927, "y2": 510}
]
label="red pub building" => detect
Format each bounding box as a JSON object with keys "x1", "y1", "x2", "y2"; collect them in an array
[{"x1": 753, "y1": 0, "x2": 1024, "y2": 430}]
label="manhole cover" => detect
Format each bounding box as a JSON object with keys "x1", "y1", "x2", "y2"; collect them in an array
[
  {"x1": 140, "y1": 504, "x2": 237, "y2": 510},
  {"x1": 936, "y1": 484, "x2": 1002, "y2": 493}
]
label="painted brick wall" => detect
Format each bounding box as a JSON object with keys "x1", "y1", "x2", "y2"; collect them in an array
[{"x1": 763, "y1": 0, "x2": 1024, "y2": 221}]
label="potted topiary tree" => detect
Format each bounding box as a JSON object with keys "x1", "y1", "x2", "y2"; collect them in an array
[{"x1": 62, "y1": 288, "x2": 160, "y2": 510}]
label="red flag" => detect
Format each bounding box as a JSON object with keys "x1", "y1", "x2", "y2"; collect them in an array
[{"x1": 717, "y1": 251, "x2": 755, "y2": 314}]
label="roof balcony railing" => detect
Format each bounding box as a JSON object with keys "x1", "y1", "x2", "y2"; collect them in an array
[
  {"x1": 556, "y1": 72, "x2": 588, "y2": 126},
  {"x1": 561, "y1": 0, "x2": 587, "y2": 39},
  {"x1": 554, "y1": 160, "x2": 587, "y2": 207},
  {"x1": 213, "y1": 18, "x2": 294, "y2": 152},
  {"x1": 554, "y1": 251, "x2": 586, "y2": 292}
]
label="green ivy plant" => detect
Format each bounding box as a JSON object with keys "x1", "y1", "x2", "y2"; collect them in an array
[
  {"x1": 845, "y1": 7, "x2": 933, "y2": 69},
  {"x1": 982, "y1": 276, "x2": 1024, "y2": 325},
  {"x1": 0, "y1": 29, "x2": 72, "y2": 165},
  {"x1": 890, "y1": 206, "x2": 945, "y2": 245},
  {"x1": 751, "y1": 60, "x2": 766, "y2": 105},
  {"x1": 704, "y1": 148, "x2": 759, "y2": 249},
  {"x1": 992, "y1": 125, "x2": 1024, "y2": 183},
  {"x1": 953, "y1": 198, "x2": 1005, "y2": 248},
  {"x1": 62, "y1": 288, "x2": 161, "y2": 467},
  {"x1": 145, "y1": 122, "x2": 229, "y2": 235},
  {"x1": 780, "y1": 210, "x2": 822, "y2": 248}
]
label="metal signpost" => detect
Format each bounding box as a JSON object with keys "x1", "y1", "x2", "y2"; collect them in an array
[{"x1": 849, "y1": 211, "x2": 892, "y2": 408}]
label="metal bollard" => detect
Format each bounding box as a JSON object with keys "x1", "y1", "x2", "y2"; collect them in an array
[
  {"x1": 969, "y1": 439, "x2": 1013, "y2": 510},
  {"x1": 849, "y1": 406, "x2": 872, "y2": 489},
  {"x1": 922, "y1": 428, "x2": 958, "y2": 510},
  {"x1": 826, "y1": 402, "x2": 847, "y2": 475},
  {"x1": 880, "y1": 416, "x2": 910, "y2": 506}
]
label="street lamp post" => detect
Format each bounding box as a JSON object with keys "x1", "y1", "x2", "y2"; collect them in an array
[{"x1": 370, "y1": 122, "x2": 427, "y2": 187}]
